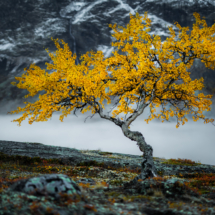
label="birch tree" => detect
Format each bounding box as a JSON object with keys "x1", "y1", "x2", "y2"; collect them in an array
[{"x1": 8, "y1": 12, "x2": 215, "y2": 186}]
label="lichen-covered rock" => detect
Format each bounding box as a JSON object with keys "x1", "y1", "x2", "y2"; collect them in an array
[
  {"x1": 125, "y1": 177, "x2": 201, "y2": 200},
  {"x1": 7, "y1": 174, "x2": 82, "y2": 199},
  {"x1": 162, "y1": 178, "x2": 200, "y2": 199}
]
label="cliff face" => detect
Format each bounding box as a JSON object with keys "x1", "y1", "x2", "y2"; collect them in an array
[{"x1": 0, "y1": 0, "x2": 215, "y2": 115}]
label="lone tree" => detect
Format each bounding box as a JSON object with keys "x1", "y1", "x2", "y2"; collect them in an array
[{"x1": 8, "y1": 12, "x2": 215, "y2": 186}]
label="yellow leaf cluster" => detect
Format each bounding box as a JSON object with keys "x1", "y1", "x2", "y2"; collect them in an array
[{"x1": 8, "y1": 12, "x2": 215, "y2": 128}]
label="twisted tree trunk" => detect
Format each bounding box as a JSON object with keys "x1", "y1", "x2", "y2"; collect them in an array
[
  {"x1": 87, "y1": 91, "x2": 160, "y2": 188},
  {"x1": 121, "y1": 124, "x2": 160, "y2": 188}
]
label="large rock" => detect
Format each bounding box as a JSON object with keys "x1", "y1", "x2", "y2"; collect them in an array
[{"x1": 7, "y1": 174, "x2": 82, "y2": 200}]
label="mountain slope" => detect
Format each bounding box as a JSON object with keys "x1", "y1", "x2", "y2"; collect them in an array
[{"x1": 0, "y1": 0, "x2": 214, "y2": 117}]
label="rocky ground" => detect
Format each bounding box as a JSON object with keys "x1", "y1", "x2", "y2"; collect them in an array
[{"x1": 0, "y1": 140, "x2": 215, "y2": 215}]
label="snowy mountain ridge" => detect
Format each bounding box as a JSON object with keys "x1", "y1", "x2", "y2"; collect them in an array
[{"x1": 0, "y1": 0, "x2": 214, "y2": 116}]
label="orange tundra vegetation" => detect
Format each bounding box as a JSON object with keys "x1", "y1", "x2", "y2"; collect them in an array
[{"x1": 7, "y1": 12, "x2": 215, "y2": 184}]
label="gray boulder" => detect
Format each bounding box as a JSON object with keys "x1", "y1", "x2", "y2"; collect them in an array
[{"x1": 7, "y1": 174, "x2": 82, "y2": 200}]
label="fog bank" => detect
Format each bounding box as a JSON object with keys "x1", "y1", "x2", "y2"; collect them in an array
[{"x1": 0, "y1": 97, "x2": 214, "y2": 166}]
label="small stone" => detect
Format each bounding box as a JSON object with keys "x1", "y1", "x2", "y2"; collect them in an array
[{"x1": 77, "y1": 178, "x2": 96, "y2": 185}]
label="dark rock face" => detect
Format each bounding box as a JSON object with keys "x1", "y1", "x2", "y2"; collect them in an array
[
  {"x1": 0, "y1": 140, "x2": 144, "y2": 169},
  {"x1": 1, "y1": 140, "x2": 215, "y2": 175},
  {"x1": 0, "y1": 0, "x2": 215, "y2": 115},
  {"x1": 0, "y1": 140, "x2": 82, "y2": 159}
]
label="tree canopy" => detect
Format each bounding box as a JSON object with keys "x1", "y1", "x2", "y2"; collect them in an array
[{"x1": 8, "y1": 12, "x2": 215, "y2": 128}]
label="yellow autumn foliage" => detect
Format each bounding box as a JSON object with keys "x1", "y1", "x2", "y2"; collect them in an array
[{"x1": 7, "y1": 12, "x2": 215, "y2": 129}]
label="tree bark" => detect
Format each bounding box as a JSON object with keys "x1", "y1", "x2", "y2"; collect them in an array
[
  {"x1": 121, "y1": 124, "x2": 161, "y2": 188},
  {"x1": 86, "y1": 90, "x2": 160, "y2": 187}
]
